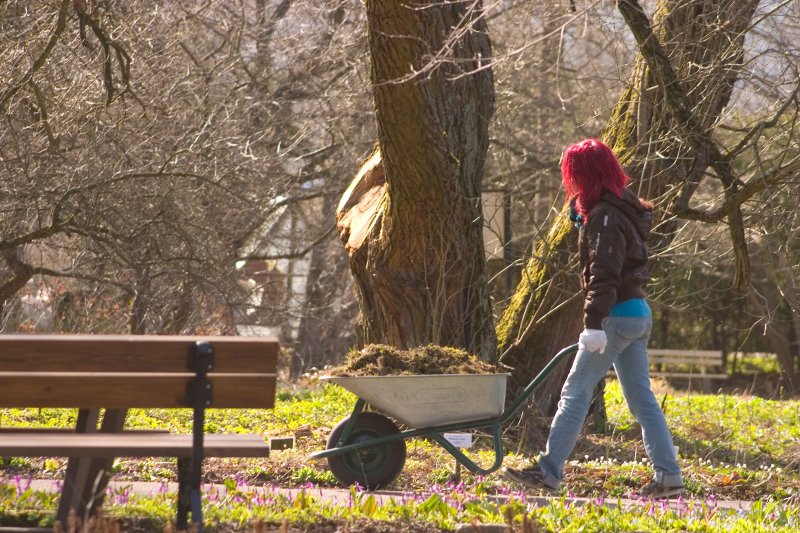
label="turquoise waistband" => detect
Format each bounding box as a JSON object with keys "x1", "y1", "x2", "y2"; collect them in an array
[{"x1": 609, "y1": 298, "x2": 651, "y2": 317}]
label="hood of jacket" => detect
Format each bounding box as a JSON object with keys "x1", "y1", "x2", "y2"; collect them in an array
[{"x1": 598, "y1": 188, "x2": 653, "y2": 241}]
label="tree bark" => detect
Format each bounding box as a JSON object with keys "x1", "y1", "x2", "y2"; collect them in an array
[
  {"x1": 0, "y1": 248, "x2": 34, "y2": 322},
  {"x1": 337, "y1": 1, "x2": 496, "y2": 358},
  {"x1": 750, "y1": 247, "x2": 800, "y2": 394},
  {"x1": 497, "y1": 0, "x2": 759, "y2": 411}
]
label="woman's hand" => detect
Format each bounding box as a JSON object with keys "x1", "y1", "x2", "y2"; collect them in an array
[{"x1": 579, "y1": 328, "x2": 607, "y2": 353}]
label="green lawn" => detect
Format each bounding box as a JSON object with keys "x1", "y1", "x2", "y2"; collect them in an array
[{"x1": 1, "y1": 378, "x2": 798, "y2": 531}]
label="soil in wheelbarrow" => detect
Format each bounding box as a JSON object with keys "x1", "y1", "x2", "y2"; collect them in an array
[{"x1": 328, "y1": 343, "x2": 497, "y2": 376}]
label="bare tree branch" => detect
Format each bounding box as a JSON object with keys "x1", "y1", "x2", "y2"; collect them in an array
[
  {"x1": 240, "y1": 225, "x2": 336, "y2": 261},
  {"x1": 0, "y1": 0, "x2": 69, "y2": 111},
  {"x1": 617, "y1": 0, "x2": 755, "y2": 289},
  {"x1": 726, "y1": 80, "x2": 800, "y2": 159}
]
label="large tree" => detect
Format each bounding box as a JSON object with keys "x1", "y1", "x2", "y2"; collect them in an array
[
  {"x1": 336, "y1": 1, "x2": 497, "y2": 359},
  {"x1": 497, "y1": 0, "x2": 767, "y2": 408}
]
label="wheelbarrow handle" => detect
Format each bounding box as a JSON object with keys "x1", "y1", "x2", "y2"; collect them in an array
[{"x1": 499, "y1": 343, "x2": 579, "y2": 424}]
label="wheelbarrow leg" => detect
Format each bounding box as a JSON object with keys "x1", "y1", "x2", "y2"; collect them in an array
[
  {"x1": 428, "y1": 421, "x2": 505, "y2": 476},
  {"x1": 333, "y1": 398, "x2": 366, "y2": 446}
]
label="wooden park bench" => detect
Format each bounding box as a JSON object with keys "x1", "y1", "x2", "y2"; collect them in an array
[
  {"x1": 608, "y1": 348, "x2": 726, "y2": 391},
  {"x1": 0, "y1": 334, "x2": 279, "y2": 531}
]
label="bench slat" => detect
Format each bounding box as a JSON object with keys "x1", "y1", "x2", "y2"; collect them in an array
[
  {"x1": 651, "y1": 372, "x2": 728, "y2": 379},
  {"x1": 648, "y1": 349, "x2": 722, "y2": 358},
  {"x1": 649, "y1": 357, "x2": 722, "y2": 364},
  {"x1": 0, "y1": 373, "x2": 276, "y2": 409},
  {"x1": 607, "y1": 348, "x2": 726, "y2": 385},
  {"x1": 0, "y1": 433, "x2": 269, "y2": 457},
  {"x1": 0, "y1": 428, "x2": 168, "y2": 433},
  {"x1": 0, "y1": 334, "x2": 279, "y2": 374}
]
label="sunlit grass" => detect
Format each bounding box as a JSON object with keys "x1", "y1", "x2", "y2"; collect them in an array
[
  {"x1": 605, "y1": 379, "x2": 800, "y2": 463},
  {"x1": 729, "y1": 352, "x2": 782, "y2": 374},
  {"x1": 2, "y1": 378, "x2": 799, "y2": 530}
]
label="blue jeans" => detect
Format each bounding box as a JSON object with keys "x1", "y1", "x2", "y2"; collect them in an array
[{"x1": 537, "y1": 316, "x2": 682, "y2": 489}]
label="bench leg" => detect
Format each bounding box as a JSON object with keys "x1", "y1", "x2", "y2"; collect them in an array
[
  {"x1": 57, "y1": 409, "x2": 100, "y2": 526},
  {"x1": 701, "y1": 369, "x2": 711, "y2": 393},
  {"x1": 177, "y1": 458, "x2": 192, "y2": 532},
  {"x1": 85, "y1": 409, "x2": 127, "y2": 516},
  {"x1": 56, "y1": 408, "x2": 127, "y2": 526}
]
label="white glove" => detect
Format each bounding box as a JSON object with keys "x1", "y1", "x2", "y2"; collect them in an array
[{"x1": 579, "y1": 328, "x2": 607, "y2": 353}]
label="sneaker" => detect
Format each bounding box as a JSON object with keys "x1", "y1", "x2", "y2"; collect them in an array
[
  {"x1": 503, "y1": 467, "x2": 559, "y2": 494},
  {"x1": 638, "y1": 480, "x2": 685, "y2": 499}
]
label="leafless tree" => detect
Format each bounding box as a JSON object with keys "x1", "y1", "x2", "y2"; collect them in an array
[
  {"x1": 1, "y1": 1, "x2": 368, "y2": 358},
  {"x1": 493, "y1": 0, "x2": 800, "y2": 405}
]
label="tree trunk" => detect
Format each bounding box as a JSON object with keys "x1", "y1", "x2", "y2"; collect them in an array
[
  {"x1": 336, "y1": 1, "x2": 496, "y2": 358},
  {"x1": 295, "y1": 194, "x2": 357, "y2": 378},
  {"x1": 0, "y1": 248, "x2": 34, "y2": 327},
  {"x1": 496, "y1": 215, "x2": 582, "y2": 411},
  {"x1": 750, "y1": 249, "x2": 800, "y2": 394},
  {"x1": 497, "y1": 0, "x2": 759, "y2": 411}
]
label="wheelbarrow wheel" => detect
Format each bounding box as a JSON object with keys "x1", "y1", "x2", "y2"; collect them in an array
[{"x1": 326, "y1": 412, "x2": 406, "y2": 489}]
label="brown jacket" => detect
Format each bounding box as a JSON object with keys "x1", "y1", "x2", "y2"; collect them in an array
[{"x1": 579, "y1": 188, "x2": 653, "y2": 329}]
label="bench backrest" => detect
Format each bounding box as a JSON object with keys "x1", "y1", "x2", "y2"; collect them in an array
[
  {"x1": 648, "y1": 349, "x2": 723, "y2": 367},
  {"x1": 0, "y1": 334, "x2": 279, "y2": 409}
]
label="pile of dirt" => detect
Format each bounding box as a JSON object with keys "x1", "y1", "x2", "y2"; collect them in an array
[{"x1": 328, "y1": 343, "x2": 496, "y2": 376}]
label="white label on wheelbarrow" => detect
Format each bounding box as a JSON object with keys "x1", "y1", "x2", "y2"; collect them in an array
[{"x1": 444, "y1": 432, "x2": 473, "y2": 449}]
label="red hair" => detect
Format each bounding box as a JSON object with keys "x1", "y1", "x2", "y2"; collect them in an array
[{"x1": 561, "y1": 138, "x2": 629, "y2": 219}]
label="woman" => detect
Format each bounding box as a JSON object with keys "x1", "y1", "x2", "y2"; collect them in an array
[{"x1": 504, "y1": 138, "x2": 684, "y2": 499}]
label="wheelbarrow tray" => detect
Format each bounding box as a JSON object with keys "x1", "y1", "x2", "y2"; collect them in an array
[{"x1": 321, "y1": 373, "x2": 509, "y2": 427}]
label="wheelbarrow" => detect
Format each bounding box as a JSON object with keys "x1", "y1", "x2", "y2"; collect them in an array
[{"x1": 310, "y1": 344, "x2": 578, "y2": 489}]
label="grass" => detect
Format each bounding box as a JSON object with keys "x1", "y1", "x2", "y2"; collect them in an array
[{"x1": 1, "y1": 377, "x2": 799, "y2": 531}]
